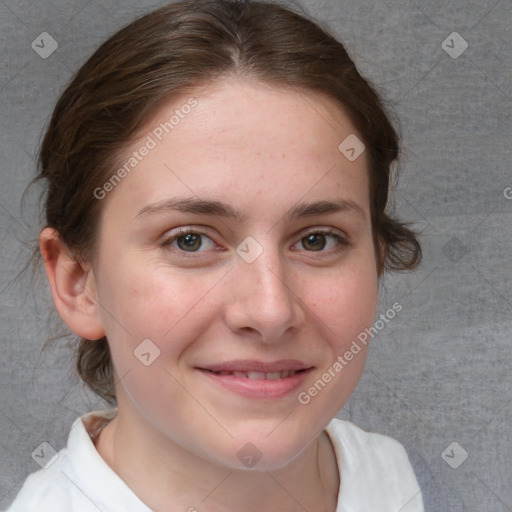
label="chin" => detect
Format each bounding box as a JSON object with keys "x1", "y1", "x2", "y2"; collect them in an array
[{"x1": 208, "y1": 430, "x2": 312, "y2": 472}]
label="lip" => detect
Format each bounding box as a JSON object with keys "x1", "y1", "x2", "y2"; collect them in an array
[
  {"x1": 196, "y1": 359, "x2": 312, "y2": 373},
  {"x1": 195, "y1": 364, "x2": 314, "y2": 399}
]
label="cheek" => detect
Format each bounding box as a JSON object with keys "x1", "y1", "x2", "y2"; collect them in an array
[
  {"x1": 95, "y1": 262, "x2": 222, "y2": 419},
  {"x1": 306, "y1": 253, "x2": 378, "y2": 346},
  {"x1": 95, "y1": 256, "x2": 222, "y2": 367},
  {"x1": 297, "y1": 264, "x2": 377, "y2": 418}
]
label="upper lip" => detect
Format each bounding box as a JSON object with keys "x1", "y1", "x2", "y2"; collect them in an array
[{"x1": 197, "y1": 359, "x2": 313, "y2": 373}]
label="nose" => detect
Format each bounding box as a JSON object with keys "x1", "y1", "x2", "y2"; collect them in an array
[{"x1": 223, "y1": 241, "x2": 305, "y2": 343}]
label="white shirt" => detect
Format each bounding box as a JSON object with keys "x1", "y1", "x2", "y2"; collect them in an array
[{"x1": 5, "y1": 409, "x2": 424, "y2": 512}]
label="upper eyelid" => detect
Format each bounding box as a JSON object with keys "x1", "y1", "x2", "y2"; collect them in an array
[
  {"x1": 289, "y1": 226, "x2": 350, "y2": 246},
  {"x1": 161, "y1": 227, "x2": 217, "y2": 246},
  {"x1": 296, "y1": 226, "x2": 348, "y2": 240}
]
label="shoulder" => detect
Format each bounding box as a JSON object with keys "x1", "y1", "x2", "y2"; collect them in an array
[
  {"x1": 5, "y1": 448, "x2": 78, "y2": 511},
  {"x1": 5, "y1": 411, "x2": 108, "y2": 511},
  {"x1": 326, "y1": 417, "x2": 412, "y2": 463},
  {"x1": 5, "y1": 409, "x2": 150, "y2": 512},
  {"x1": 325, "y1": 418, "x2": 424, "y2": 512}
]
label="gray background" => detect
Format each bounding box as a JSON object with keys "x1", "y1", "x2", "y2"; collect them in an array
[{"x1": 0, "y1": 0, "x2": 511, "y2": 511}]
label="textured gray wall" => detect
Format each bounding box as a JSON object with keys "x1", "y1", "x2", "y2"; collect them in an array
[{"x1": 1, "y1": 1, "x2": 511, "y2": 511}]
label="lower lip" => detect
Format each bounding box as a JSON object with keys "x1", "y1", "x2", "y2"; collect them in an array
[{"x1": 196, "y1": 368, "x2": 313, "y2": 399}]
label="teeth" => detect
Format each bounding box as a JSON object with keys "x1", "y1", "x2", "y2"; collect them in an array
[
  {"x1": 214, "y1": 370, "x2": 299, "y2": 379},
  {"x1": 232, "y1": 371, "x2": 248, "y2": 378},
  {"x1": 247, "y1": 371, "x2": 267, "y2": 380}
]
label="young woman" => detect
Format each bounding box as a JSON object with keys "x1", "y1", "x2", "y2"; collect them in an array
[{"x1": 7, "y1": 1, "x2": 423, "y2": 510}]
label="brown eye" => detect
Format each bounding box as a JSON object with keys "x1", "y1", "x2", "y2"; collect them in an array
[
  {"x1": 301, "y1": 233, "x2": 327, "y2": 251},
  {"x1": 161, "y1": 229, "x2": 217, "y2": 254},
  {"x1": 294, "y1": 230, "x2": 348, "y2": 254},
  {"x1": 176, "y1": 233, "x2": 202, "y2": 251}
]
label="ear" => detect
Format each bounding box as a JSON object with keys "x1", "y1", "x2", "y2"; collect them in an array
[{"x1": 39, "y1": 227, "x2": 105, "y2": 340}]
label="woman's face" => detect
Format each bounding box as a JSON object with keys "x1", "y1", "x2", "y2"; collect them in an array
[{"x1": 92, "y1": 77, "x2": 379, "y2": 470}]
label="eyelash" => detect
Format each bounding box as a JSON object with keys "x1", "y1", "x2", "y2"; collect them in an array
[
  {"x1": 160, "y1": 227, "x2": 349, "y2": 257},
  {"x1": 293, "y1": 228, "x2": 349, "y2": 255}
]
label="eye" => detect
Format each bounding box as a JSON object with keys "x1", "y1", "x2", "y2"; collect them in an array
[
  {"x1": 293, "y1": 229, "x2": 348, "y2": 253},
  {"x1": 161, "y1": 228, "x2": 217, "y2": 253}
]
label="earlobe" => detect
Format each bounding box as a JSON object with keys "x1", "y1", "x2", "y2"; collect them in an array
[{"x1": 39, "y1": 227, "x2": 105, "y2": 340}]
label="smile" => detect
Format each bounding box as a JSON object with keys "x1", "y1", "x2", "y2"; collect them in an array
[
  {"x1": 197, "y1": 367, "x2": 313, "y2": 399},
  {"x1": 205, "y1": 369, "x2": 305, "y2": 379}
]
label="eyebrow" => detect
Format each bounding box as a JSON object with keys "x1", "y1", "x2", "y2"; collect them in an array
[{"x1": 134, "y1": 196, "x2": 367, "y2": 222}]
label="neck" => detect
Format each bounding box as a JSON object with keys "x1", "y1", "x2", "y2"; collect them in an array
[{"x1": 94, "y1": 406, "x2": 339, "y2": 512}]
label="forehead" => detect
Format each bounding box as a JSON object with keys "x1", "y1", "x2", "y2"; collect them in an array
[
  {"x1": 103, "y1": 77, "x2": 370, "y2": 220},
  {"x1": 164, "y1": 76, "x2": 362, "y2": 156}
]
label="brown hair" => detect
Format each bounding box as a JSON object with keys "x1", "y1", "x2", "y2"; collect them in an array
[{"x1": 34, "y1": 0, "x2": 421, "y2": 405}]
